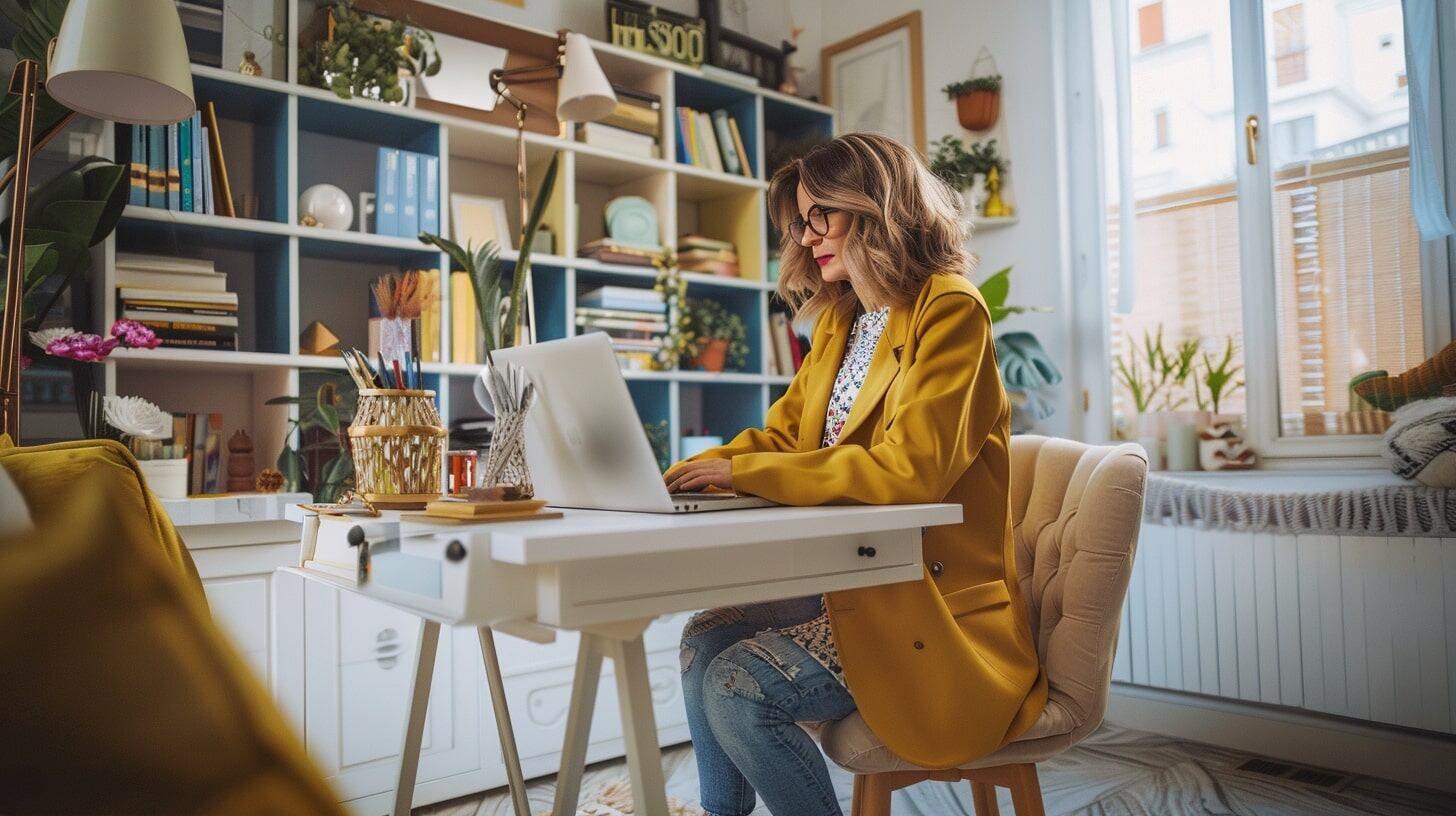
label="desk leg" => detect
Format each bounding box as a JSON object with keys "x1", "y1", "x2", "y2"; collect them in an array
[
  {"x1": 393, "y1": 618, "x2": 440, "y2": 816},
  {"x1": 478, "y1": 627, "x2": 531, "y2": 816},
  {"x1": 603, "y1": 634, "x2": 670, "y2": 816},
  {"x1": 551, "y1": 634, "x2": 604, "y2": 815}
]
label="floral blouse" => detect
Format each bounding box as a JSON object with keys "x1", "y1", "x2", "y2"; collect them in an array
[{"x1": 782, "y1": 305, "x2": 890, "y2": 686}]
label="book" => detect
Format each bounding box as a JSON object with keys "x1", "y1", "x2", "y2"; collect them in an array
[
  {"x1": 123, "y1": 311, "x2": 239, "y2": 328},
  {"x1": 576, "y1": 315, "x2": 669, "y2": 332},
  {"x1": 202, "y1": 413, "x2": 223, "y2": 493},
  {"x1": 146, "y1": 125, "x2": 165, "y2": 208},
  {"x1": 190, "y1": 112, "x2": 205, "y2": 212},
  {"x1": 420, "y1": 154, "x2": 440, "y2": 236},
  {"x1": 728, "y1": 117, "x2": 752, "y2": 178},
  {"x1": 190, "y1": 413, "x2": 209, "y2": 494},
  {"x1": 199, "y1": 125, "x2": 215, "y2": 215},
  {"x1": 118, "y1": 287, "x2": 237, "y2": 305},
  {"x1": 420, "y1": 268, "x2": 441, "y2": 362},
  {"x1": 678, "y1": 258, "x2": 740, "y2": 277},
  {"x1": 400, "y1": 151, "x2": 420, "y2": 237},
  {"x1": 450, "y1": 271, "x2": 477, "y2": 364},
  {"x1": 770, "y1": 312, "x2": 794, "y2": 376},
  {"x1": 614, "y1": 349, "x2": 658, "y2": 370},
  {"x1": 711, "y1": 110, "x2": 741, "y2": 176},
  {"x1": 120, "y1": 301, "x2": 237, "y2": 317},
  {"x1": 677, "y1": 107, "x2": 696, "y2": 165},
  {"x1": 697, "y1": 110, "x2": 722, "y2": 173},
  {"x1": 376, "y1": 147, "x2": 400, "y2": 236},
  {"x1": 787, "y1": 322, "x2": 804, "y2": 370},
  {"x1": 601, "y1": 104, "x2": 660, "y2": 137},
  {"x1": 178, "y1": 116, "x2": 193, "y2": 212},
  {"x1": 165, "y1": 123, "x2": 181, "y2": 209},
  {"x1": 611, "y1": 83, "x2": 663, "y2": 108},
  {"x1": 679, "y1": 233, "x2": 736, "y2": 252},
  {"x1": 578, "y1": 285, "x2": 666, "y2": 312},
  {"x1": 576, "y1": 306, "x2": 668, "y2": 321},
  {"x1": 117, "y1": 253, "x2": 217, "y2": 274},
  {"x1": 151, "y1": 334, "x2": 239, "y2": 350},
  {"x1": 678, "y1": 247, "x2": 739, "y2": 263},
  {"x1": 577, "y1": 122, "x2": 659, "y2": 159},
  {"x1": 128, "y1": 125, "x2": 147, "y2": 206},
  {"x1": 202, "y1": 101, "x2": 235, "y2": 216}
]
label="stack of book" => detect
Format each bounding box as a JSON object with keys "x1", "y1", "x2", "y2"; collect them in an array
[
  {"x1": 115, "y1": 253, "x2": 239, "y2": 351},
  {"x1": 575, "y1": 83, "x2": 661, "y2": 160},
  {"x1": 578, "y1": 238, "x2": 664, "y2": 268},
  {"x1": 675, "y1": 106, "x2": 752, "y2": 177},
  {"x1": 677, "y1": 233, "x2": 739, "y2": 277},
  {"x1": 374, "y1": 147, "x2": 441, "y2": 238},
  {"x1": 577, "y1": 285, "x2": 666, "y2": 370},
  {"x1": 128, "y1": 103, "x2": 230, "y2": 215},
  {"x1": 767, "y1": 311, "x2": 808, "y2": 376}
]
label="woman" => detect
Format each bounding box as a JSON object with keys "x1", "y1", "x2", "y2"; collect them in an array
[{"x1": 662, "y1": 133, "x2": 1048, "y2": 816}]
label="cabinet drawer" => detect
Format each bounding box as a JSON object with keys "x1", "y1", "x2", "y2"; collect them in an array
[
  {"x1": 339, "y1": 591, "x2": 421, "y2": 667},
  {"x1": 204, "y1": 576, "x2": 269, "y2": 658}
]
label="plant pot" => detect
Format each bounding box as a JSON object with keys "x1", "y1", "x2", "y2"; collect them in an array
[
  {"x1": 690, "y1": 338, "x2": 729, "y2": 372},
  {"x1": 138, "y1": 457, "x2": 189, "y2": 500},
  {"x1": 956, "y1": 89, "x2": 1000, "y2": 131}
]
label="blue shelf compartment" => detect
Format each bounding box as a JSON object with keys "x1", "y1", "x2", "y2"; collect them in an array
[
  {"x1": 296, "y1": 94, "x2": 442, "y2": 240},
  {"x1": 295, "y1": 236, "x2": 444, "y2": 359},
  {"x1": 498, "y1": 255, "x2": 572, "y2": 343},
  {"x1": 673, "y1": 72, "x2": 759, "y2": 179},
  {"x1": 112, "y1": 215, "x2": 291, "y2": 355},
  {"x1": 116, "y1": 71, "x2": 292, "y2": 224},
  {"x1": 626, "y1": 379, "x2": 673, "y2": 472},
  {"x1": 677, "y1": 380, "x2": 763, "y2": 457},
  {"x1": 681, "y1": 280, "x2": 763, "y2": 376}
]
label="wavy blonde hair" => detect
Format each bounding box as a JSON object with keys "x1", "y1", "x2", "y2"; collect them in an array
[{"x1": 768, "y1": 132, "x2": 973, "y2": 323}]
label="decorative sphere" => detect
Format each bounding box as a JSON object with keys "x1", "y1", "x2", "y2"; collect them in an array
[{"x1": 299, "y1": 183, "x2": 354, "y2": 231}]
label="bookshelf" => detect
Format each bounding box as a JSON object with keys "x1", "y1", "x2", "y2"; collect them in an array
[{"x1": 82, "y1": 26, "x2": 833, "y2": 474}]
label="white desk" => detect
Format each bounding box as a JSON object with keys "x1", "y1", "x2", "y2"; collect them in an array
[{"x1": 284, "y1": 502, "x2": 961, "y2": 815}]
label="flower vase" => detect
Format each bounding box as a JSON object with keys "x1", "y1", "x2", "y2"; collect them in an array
[{"x1": 369, "y1": 317, "x2": 416, "y2": 362}]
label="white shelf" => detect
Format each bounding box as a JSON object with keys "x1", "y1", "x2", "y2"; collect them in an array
[
  {"x1": 120, "y1": 206, "x2": 441, "y2": 254},
  {"x1": 969, "y1": 216, "x2": 1020, "y2": 230}
]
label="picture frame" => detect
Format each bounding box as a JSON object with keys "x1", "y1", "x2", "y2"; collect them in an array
[
  {"x1": 820, "y1": 11, "x2": 926, "y2": 155},
  {"x1": 451, "y1": 194, "x2": 513, "y2": 252}
]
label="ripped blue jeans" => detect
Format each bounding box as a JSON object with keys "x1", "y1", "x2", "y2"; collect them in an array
[{"x1": 679, "y1": 596, "x2": 858, "y2": 816}]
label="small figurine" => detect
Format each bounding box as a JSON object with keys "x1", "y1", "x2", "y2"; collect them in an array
[
  {"x1": 256, "y1": 467, "x2": 284, "y2": 493},
  {"x1": 982, "y1": 166, "x2": 1009, "y2": 217},
  {"x1": 779, "y1": 26, "x2": 805, "y2": 96},
  {"x1": 240, "y1": 50, "x2": 263, "y2": 77},
  {"x1": 227, "y1": 429, "x2": 256, "y2": 492}
]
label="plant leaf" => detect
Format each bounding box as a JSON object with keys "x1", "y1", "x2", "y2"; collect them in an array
[
  {"x1": 504, "y1": 151, "x2": 560, "y2": 347},
  {"x1": 995, "y1": 331, "x2": 1063, "y2": 389}
]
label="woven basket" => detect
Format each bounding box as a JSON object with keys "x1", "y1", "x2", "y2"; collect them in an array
[{"x1": 347, "y1": 388, "x2": 446, "y2": 508}]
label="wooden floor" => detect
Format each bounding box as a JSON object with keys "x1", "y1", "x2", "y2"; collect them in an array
[{"x1": 416, "y1": 723, "x2": 1456, "y2": 815}]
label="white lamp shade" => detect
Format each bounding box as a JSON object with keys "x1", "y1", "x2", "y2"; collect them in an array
[
  {"x1": 556, "y1": 32, "x2": 616, "y2": 123},
  {"x1": 46, "y1": 0, "x2": 195, "y2": 125}
]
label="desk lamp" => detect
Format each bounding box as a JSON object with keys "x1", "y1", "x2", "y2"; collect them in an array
[
  {"x1": 489, "y1": 30, "x2": 615, "y2": 346},
  {"x1": 0, "y1": 0, "x2": 194, "y2": 440}
]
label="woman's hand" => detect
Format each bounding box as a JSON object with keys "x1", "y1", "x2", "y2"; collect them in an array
[{"x1": 663, "y1": 458, "x2": 734, "y2": 493}]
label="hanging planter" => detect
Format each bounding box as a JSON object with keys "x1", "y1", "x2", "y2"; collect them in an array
[{"x1": 944, "y1": 48, "x2": 1002, "y2": 131}]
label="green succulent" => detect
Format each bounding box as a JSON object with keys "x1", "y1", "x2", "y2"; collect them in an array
[
  {"x1": 299, "y1": 0, "x2": 442, "y2": 103},
  {"x1": 942, "y1": 75, "x2": 1002, "y2": 99}
]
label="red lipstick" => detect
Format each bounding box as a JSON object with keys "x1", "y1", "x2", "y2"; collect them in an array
[{"x1": 815, "y1": 254, "x2": 834, "y2": 267}]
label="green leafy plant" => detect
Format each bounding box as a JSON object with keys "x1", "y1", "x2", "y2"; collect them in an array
[
  {"x1": 266, "y1": 375, "x2": 357, "y2": 502},
  {"x1": 978, "y1": 266, "x2": 1061, "y2": 426},
  {"x1": 1195, "y1": 336, "x2": 1244, "y2": 414},
  {"x1": 942, "y1": 74, "x2": 1002, "y2": 99},
  {"x1": 978, "y1": 265, "x2": 1049, "y2": 324},
  {"x1": 652, "y1": 252, "x2": 690, "y2": 370},
  {"x1": 642, "y1": 419, "x2": 670, "y2": 472},
  {"x1": 683, "y1": 297, "x2": 749, "y2": 371},
  {"x1": 1114, "y1": 324, "x2": 1205, "y2": 414},
  {"x1": 420, "y1": 151, "x2": 559, "y2": 351},
  {"x1": 928, "y1": 136, "x2": 1006, "y2": 191},
  {"x1": 0, "y1": 0, "x2": 72, "y2": 170},
  {"x1": 299, "y1": 0, "x2": 441, "y2": 102}
]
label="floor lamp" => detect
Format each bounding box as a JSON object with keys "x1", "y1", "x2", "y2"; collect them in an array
[
  {"x1": 0, "y1": 0, "x2": 194, "y2": 441},
  {"x1": 488, "y1": 30, "x2": 616, "y2": 347}
]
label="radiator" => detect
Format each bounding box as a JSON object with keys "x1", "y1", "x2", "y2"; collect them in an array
[{"x1": 1113, "y1": 521, "x2": 1456, "y2": 736}]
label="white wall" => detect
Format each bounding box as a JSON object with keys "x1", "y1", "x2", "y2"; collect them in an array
[
  {"x1": 425, "y1": 0, "x2": 1075, "y2": 434},
  {"x1": 819, "y1": 0, "x2": 1073, "y2": 434}
]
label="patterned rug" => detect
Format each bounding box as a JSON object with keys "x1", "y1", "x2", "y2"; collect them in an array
[{"x1": 419, "y1": 722, "x2": 1456, "y2": 815}]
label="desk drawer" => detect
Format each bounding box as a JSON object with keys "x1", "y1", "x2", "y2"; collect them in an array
[{"x1": 540, "y1": 528, "x2": 922, "y2": 628}]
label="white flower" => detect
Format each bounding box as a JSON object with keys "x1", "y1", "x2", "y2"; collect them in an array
[
  {"x1": 29, "y1": 327, "x2": 81, "y2": 348},
  {"x1": 104, "y1": 395, "x2": 172, "y2": 440}
]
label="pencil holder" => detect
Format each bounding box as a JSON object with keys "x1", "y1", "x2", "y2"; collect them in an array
[
  {"x1": 481, "y1": 399, "x2": 534, "y2": 498},
  {"x1": 347, "y1": 388, "x2": 446, "y2": 508}
]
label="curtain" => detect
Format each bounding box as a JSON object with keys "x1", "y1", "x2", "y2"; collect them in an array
[{"x1": 1402, "y1": 0, "x2": 1454, "y2": 241}]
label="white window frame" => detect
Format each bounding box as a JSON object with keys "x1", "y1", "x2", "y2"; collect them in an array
[{"x1": 1064, "y1": 0, "x2": 1454, "y2": 466}]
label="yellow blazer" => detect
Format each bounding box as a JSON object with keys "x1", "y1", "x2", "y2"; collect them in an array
[{"x1": 683, "y1": 272, "x2": 1048, "y2": 768}]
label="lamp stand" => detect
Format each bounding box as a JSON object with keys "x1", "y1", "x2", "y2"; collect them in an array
[{"x1": 0, "y1": 59, "x2": 41, "y2": 442}]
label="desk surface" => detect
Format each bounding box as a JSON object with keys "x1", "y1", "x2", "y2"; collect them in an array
[{"x1": 399, "y1": 503, "x2": 962, "y2": 565}]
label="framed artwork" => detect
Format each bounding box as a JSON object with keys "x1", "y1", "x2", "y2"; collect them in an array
[
  {"x1": 820, "y1": 11, "x2": 925, "y2": 154},
  {"x1": 451, "y1": 194, "x2": 513, "y2": 251}
]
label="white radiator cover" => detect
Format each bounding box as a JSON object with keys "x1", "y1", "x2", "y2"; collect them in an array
[{"x1": 1113, "y1": 521, "x2": 1456, "y2": 736}]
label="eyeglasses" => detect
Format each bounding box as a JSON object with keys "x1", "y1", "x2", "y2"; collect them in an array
[{"x1": 787, "y1": 204, "x2": 840, "y2": 244}]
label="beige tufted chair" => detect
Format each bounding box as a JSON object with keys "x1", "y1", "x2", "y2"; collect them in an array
[{"x1": 819, "y1": 436, "x2": 1149, "y2": 816}]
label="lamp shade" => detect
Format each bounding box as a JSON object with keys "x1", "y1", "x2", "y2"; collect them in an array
[
  {"x1": 46, "y1": 0, "x2": 195, "y2": 125},
  {"x1": 556, "y1": 32, "x2": 616, "y2": 123}
]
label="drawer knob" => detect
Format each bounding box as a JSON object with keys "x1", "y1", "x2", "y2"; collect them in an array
[
  {"x1": 445, "y1": 539, "x2": 467, "y2": 562},
  {"x1": 857, "y1": 545, "x2": 877, "y2": 558}
]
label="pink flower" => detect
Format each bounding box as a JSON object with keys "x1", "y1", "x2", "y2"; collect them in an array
[
  {"x1": 110, "y1": 319, "x2": 160, "y2": 349},
  {"x1": 45, "y1": 332, "x2": 119, "y2": 362}
]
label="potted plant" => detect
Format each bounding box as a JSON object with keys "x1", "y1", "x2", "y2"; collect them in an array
[
  {"x1": 683, "y1": 298, "x2": 748, "y2": 373},
  {"x1": 929, "y1": 136, "x2": 1006, "y2": 215},
  {"x1": 299, "y1": 0, "x2": 442, "y2": 104},
  {"x1": 266, "y1": 374, "x2": 358, "y2": 503},
  {"x1": 943, "y1": 73, "x2": 1002, "y2": 131},
  {"x1": 978, "y1": 266, "x2": 1061, "y2": 433}
]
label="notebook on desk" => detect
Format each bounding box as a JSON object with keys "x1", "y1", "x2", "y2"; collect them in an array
[{"x1": 491, "y1": 333, "x2": 775, "y2": 514}]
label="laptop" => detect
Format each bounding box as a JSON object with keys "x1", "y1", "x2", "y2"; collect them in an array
[{"x1": 490, "y1": 333, "x2": 775, "y2": 513}]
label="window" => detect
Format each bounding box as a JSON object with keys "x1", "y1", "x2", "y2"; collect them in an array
[
  {"x1": 1273, "y1": 4, "x2": 1308, "y2": 86},
  {"x1": 1138, "y1": 2, "x2": 1165, "y2": 50},
  {"x1": 1095, "y1": 0, "x2": 1437, "y2": 457}
]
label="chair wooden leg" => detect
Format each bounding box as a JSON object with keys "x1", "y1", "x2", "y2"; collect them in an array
[
  {"x1": 1006, "y1": 764, "x2": 1045, "y2": 816},
  {"x1": 969, "y1": 778, "x2": 1000, "y2": 816},
  {"x1": 854, "y1": 773, "x2": 894, "y2": 816}
]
